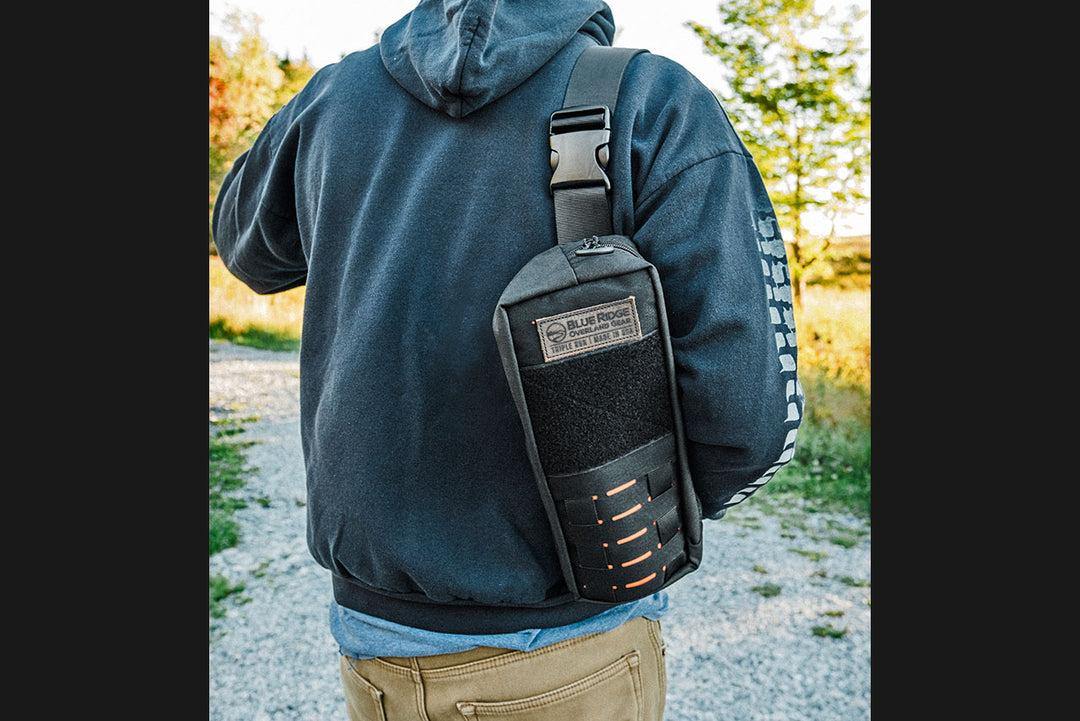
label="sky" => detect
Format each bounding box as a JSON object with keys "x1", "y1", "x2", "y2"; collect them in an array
[{"x1": 208, "y1": 0, "x2": 871, "y2": 235}]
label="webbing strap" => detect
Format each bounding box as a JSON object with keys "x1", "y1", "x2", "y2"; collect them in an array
[
  {"x1": 550, "y1": 46, "x2": 644, "y2": 244},
  {"x1": 563, "y1": 46, "x2": 642, "y2": 112},
  {"x1": 552, "y1": 186, "x2": 611, "y2": 244}
]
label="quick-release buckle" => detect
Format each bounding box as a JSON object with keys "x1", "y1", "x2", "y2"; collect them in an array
[{"x1": 549, "y1": 105, "x2": 612, "y2": 194}]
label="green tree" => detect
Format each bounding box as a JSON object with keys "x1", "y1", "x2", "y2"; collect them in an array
[
  {"x1": 689, "y1": 0, "x2": 870, "y2": 296},
  {"x1": 209, "y1": 12, "x2": 315, "y2": 252},
  {"x1": 278, "y1": 55, "x2": 318, "y2": 100}
]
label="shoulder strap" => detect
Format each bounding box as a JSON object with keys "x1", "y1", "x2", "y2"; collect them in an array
[{"x1": 549, "y1": 46, "x2": 644, "y2": 244}]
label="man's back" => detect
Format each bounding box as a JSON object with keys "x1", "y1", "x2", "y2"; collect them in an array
[{"x1": 213, "y1": 0, "x2": 801, "y2": 638}]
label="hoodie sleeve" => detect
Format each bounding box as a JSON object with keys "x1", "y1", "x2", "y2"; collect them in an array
[
  {"x1": 627, "y1": 67, "x2": 803, "y2": 520},
  {"x1": 211, "y1": 101, "x2": 308, "y2": 295}
]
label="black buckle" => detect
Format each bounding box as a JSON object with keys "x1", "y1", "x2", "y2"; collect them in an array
[{"x1": 549, "y1": 105, "x2": 612, "y2": 193}]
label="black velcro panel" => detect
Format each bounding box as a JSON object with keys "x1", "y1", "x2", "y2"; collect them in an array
[{"x1": 519, "y1": 333, "x2": 672, "y2": 475}]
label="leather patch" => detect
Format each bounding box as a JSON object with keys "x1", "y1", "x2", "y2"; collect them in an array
[{"x1": 536, "y1": 297, "x2": 642, "y2": 362}]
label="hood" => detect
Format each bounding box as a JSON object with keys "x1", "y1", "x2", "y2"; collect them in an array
[{"x1": 380, "y1": 0, "x2": 615, "y2": 118}]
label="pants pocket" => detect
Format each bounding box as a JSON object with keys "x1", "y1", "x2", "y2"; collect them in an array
[
  {"x1": 339, "y1": 656, "x2": 387, "y2": 721},
  {"x1": 456, "y1": 652, "x2": 643, "y2": 720}
]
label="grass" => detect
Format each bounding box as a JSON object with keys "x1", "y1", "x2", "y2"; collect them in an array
[
  {"x1": 761, "y1": 285, "x2": 871, "y2": 520},
  {"x1": 209, "y1": 417, "x2": 257, "y2": 618},
  {"x1": 209, "y1": 256, "x2": 303, "y2": 351},
  {"x1": 210, "y1": 573, "x2": 246, "y2": 620},
  {"x1": 751, "y1": 583, "x2": 782, "y2": 598},
  {"x1": 811, "y1": 624, "x2": 849, "y2": 639},
  {"x1": 208, "y1": 430, "x2": 251, "y2": 555}
]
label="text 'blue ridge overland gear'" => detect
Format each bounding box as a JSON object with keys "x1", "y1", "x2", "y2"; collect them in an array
[{"x1": 494, "y1": 46, "x2": 703, "y2": 604}]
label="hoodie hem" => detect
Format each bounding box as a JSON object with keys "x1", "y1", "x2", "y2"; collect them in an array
[{"x1": 332, "y1": 575, "x2": 613, "y2": 635}]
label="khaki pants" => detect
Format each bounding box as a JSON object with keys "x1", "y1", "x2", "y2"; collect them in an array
[{"x1": 340, "y1": 617, "x2": 667, "y2": 720}]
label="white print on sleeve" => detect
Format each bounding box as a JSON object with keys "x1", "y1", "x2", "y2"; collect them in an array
[{"x1": 725, "y1": 212, "x2": 803, "y2": 507}]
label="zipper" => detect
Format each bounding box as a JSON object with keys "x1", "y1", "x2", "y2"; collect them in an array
[
  {"x1": 574, "y1": 235, "x2": 641, "y2": 258},
  {"x1": 608, "y1": 239, "x2": 642, "y2": 258},
  {"x1": 575, "y1": 235, "x2": 613, "y2": 256}
]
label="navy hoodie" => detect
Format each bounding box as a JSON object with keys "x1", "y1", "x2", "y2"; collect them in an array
[{"x1": 212, "y1": 0, "x2": 803, "y2": 634}]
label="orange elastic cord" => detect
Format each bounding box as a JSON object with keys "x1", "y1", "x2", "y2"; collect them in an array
[
  {"x1": 611, "y1": 503, "x2": 642, "y2": 522},
  {"x1": 605, "y1": 479, "x2": 637, "y2": 496},
  {"x1": 625, "y1": 572, "x2": 657, "y2": 589},
  {"x1": 621, "y1": 551, "x2": 653, "y2": 567}
]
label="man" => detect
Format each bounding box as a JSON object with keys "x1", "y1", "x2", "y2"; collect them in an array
[{"x1": 212, "y1": 1, "x2": 802, "y2": 718}]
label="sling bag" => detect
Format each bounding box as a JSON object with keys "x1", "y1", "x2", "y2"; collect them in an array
[{"x1": 493, "y1": 46, "x2": 703, "y2": 604}]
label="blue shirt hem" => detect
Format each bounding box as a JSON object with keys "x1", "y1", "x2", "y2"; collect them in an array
[{"x1": 331, "y1": 591, "x2": 669, "y2": 659}]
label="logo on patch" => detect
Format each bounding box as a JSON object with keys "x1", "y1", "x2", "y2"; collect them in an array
[
  {"x1": 535, "y1": 297, "x2": 642, "y2": 362},
  {"x1": 545, "y1": 322, "x2": 568, "y2": 343}
]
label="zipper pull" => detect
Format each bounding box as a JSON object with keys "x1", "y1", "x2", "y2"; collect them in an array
[{"x1": 575, "y1": 235, "x2": 614, "y2": 256}]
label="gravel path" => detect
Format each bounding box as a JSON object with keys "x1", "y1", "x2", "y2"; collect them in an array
[{"x1": 209, "y1": 339, "x2": 871, "y2": 720}]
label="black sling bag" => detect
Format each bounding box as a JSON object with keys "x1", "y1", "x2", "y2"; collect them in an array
[{"x1": 493, "y1": 46, "x2": 703, "y2": 604}]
